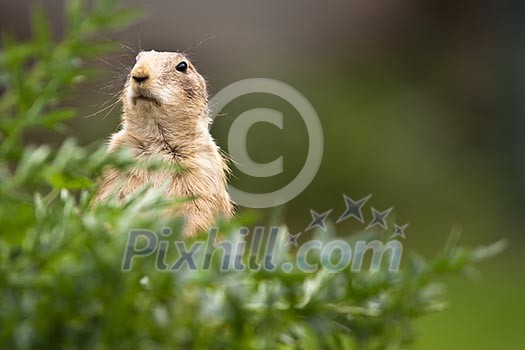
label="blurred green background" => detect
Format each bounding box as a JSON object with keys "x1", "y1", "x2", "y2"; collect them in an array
[{"x1": 1, "y1": 0, "x2": 524, "y2": 347}]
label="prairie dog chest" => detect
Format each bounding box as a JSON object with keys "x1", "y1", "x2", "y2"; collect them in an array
[
  {"x1": 133, "y1": 140, "x2": 185, "y2": 164},
  {"x1": 129, "y1": 139, "x2": 221, "y2": 183}
]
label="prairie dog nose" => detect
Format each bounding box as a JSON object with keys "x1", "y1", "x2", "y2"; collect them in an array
[{"x1": 131, "y1": 66, "x2": 150, "y2": 83}]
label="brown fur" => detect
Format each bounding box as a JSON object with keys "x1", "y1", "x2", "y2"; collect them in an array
[{"x1": 94, "y1": 51, "x2": 233, "y2": 236}]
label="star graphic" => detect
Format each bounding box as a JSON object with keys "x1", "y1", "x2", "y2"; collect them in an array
[
  {"x1": 305, "y1": 209, "x2": 332, "y2": 231},
  {"x1": 287, "y1": 232, "x2": 301, "y2": 247},
  {"x1": 391, "y1": 223, "x2": 409, "y2": 239},
  {"x1": 337, "y1": 193, "x2": 372, "y2": 223},
  {"x1": 366, "y1": 207, "x2": 393, "y2": 230}
]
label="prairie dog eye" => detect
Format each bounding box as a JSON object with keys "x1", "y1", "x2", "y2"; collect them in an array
[{"x1": 176, "y1": 61, "x2": 188, "y2": 72}]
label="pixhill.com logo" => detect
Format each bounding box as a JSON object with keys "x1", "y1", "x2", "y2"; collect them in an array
[{"x1": 121, "y1": 193, "x2": 408, "y2": 274}]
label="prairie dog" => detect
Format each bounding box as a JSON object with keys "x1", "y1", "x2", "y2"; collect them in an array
[{"x1": 95, "y1": 50, "x2": 233, "y2": 236}]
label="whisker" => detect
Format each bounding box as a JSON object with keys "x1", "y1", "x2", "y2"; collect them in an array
[
  {"x1": 82, "y1": 97, "x2": 122, "y2": 119},
  {"x1": 183, "y1": 35, "x2": 217, "y2": 55},
  {"x1": 96, "y1": 56, "x2": 126, "y2": 72},
  {"x1": 137, "y1": 31, "x2": 143, "y2": 51},
  {"x1": 97, "y1": 90, "x2": 124, "y2": 108},
  {"x1": 104, "y1": 38, "x2": 138, "y2": 55},
  {"x1": 118, "y1": 43, "x2": 137, "y2": 55},
  {"x1": 90, "y1": 90, "x2": 120, "y2": 96},
  {"x1": 101, "y1": 97, "x2": 122, "y2": 120}
]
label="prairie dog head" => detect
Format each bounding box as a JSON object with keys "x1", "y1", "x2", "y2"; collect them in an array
[{"x1": 123, "y1": 50, "x2": 208, "y2": 121}]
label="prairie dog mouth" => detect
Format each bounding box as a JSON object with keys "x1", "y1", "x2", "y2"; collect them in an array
[{"x1": 132, "y1": 90, "x2": 160, "y2": 107}]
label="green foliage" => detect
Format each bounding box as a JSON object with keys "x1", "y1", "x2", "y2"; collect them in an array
[
  {"x1": 0, "y1": 0, "x2": 140, "y2": 159},
  {"x1": 0, "y1": 1, "x2": 505, "y2": 349}
]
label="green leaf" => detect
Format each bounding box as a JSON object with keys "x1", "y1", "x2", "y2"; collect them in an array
[
  {"x1": 31, "y1": 7, "x2": 53, "y2": 55},
  {"x1": 40, "y1": 108, "x2": 76, "y2": 129},
  {"x1": 45, "y1": 171, "x2": 93, "y2": 190}
]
